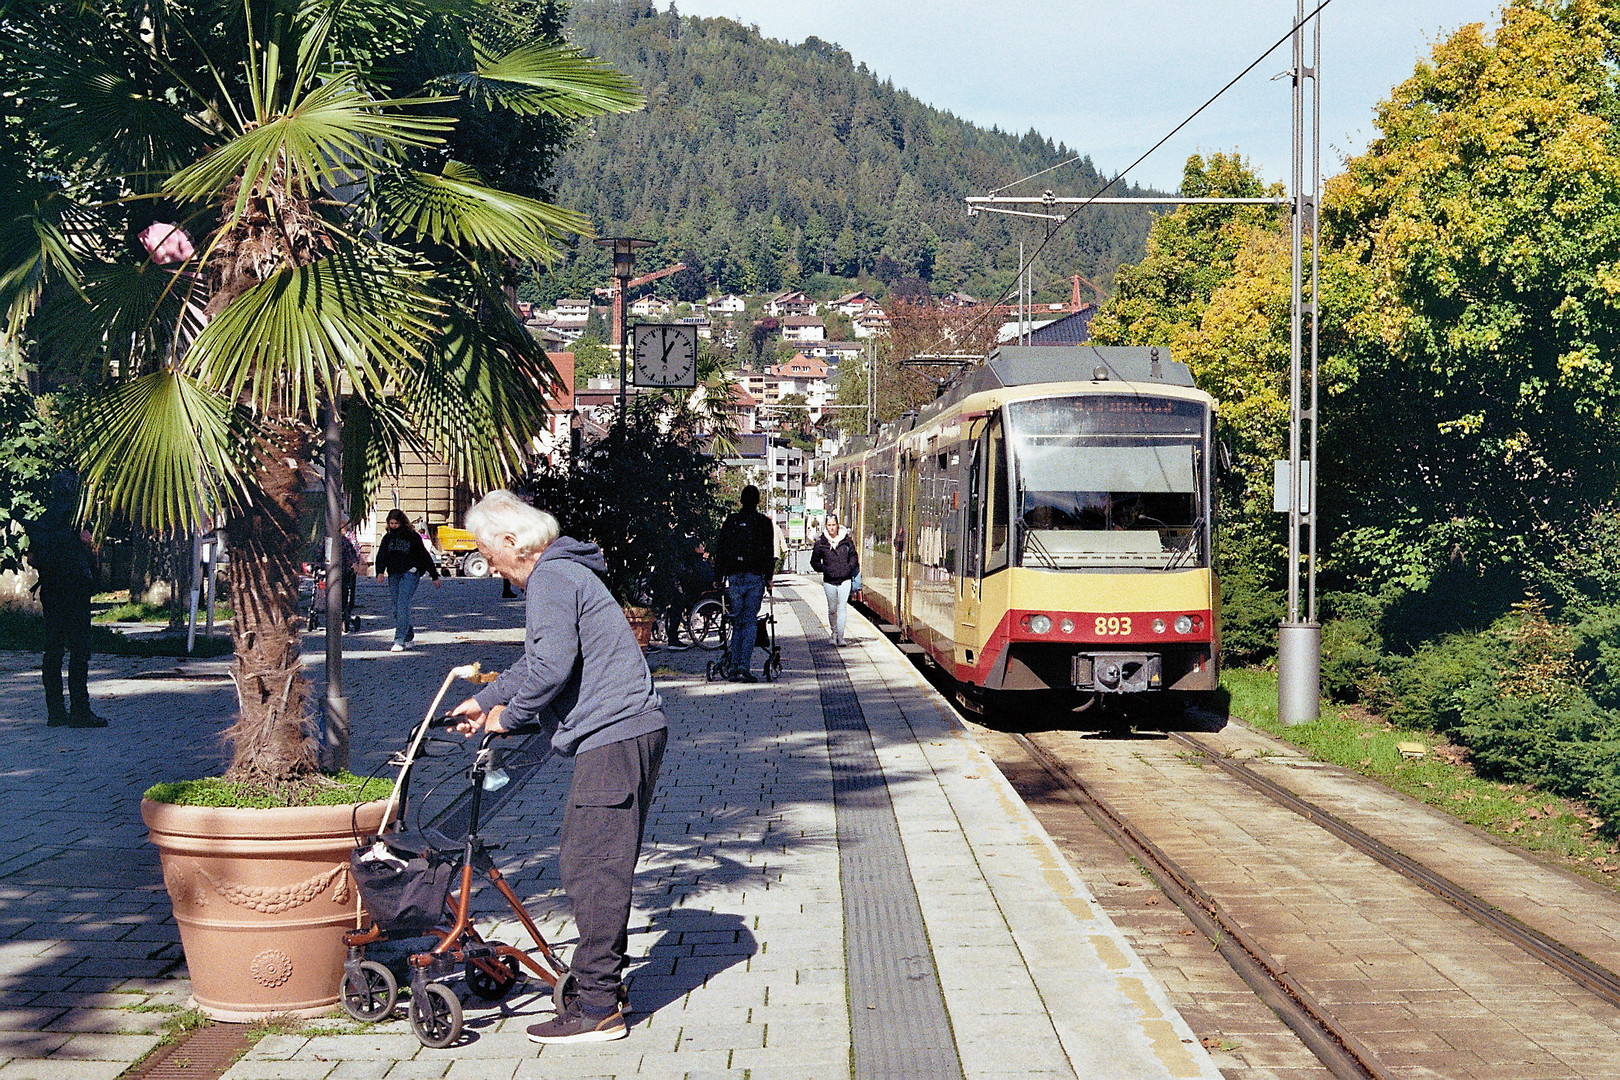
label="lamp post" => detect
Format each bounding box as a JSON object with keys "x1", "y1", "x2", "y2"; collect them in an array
[{"x1": 594, "y1": 236, "x2": 654, "y2": 438}]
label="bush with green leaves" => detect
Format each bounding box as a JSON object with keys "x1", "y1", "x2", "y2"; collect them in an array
[
  {"x1": 1218, "y1": 569, "x2": 1283, "y2": 666},
  {"x1": 0, "y1": 383, "x2": 68, "y2": 575}
]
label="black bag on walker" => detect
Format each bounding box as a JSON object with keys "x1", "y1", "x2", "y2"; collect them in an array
[{"x1": 350, "y1": 832, "x2": 456, "y2": 932}]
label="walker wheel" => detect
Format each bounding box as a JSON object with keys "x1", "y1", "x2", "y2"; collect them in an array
[
  {"x1": 705, "y1": 661, "x2": 718, "y2": 682},
  {"x1": 341, "y1": 960, "x2": 397, "y2": 1022},
  {"x1": 763, "y1": 656, "x2": 779, "y2": 681},
  {"x1": 409, "y1": 981, "x2": 462, "y2": 1049},
  {"x1": 465, "y1": 947, "x2": 521, "y2": 1001}
]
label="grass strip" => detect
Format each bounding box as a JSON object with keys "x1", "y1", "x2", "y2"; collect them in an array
[{"x1": 1224, "y1": 667, "x2": 1620, "y2": 884}]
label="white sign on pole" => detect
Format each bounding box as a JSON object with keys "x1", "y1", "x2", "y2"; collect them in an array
[{"x1": 1273, "y1": 460, "x2": 1312, "y2": 514}]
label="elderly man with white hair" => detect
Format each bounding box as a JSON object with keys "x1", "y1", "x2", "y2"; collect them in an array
[{"x1": 449, "y1": 489, "x2": 667, "y2": 1045}]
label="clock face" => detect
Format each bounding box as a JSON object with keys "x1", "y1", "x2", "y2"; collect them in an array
[{"x1": 631, "y1": 324, "x2": 698, "y2": 388}]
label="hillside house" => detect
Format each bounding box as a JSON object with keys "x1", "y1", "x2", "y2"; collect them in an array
[
  {"x1": 706, "y1": 294, "x2": 747, "y2": 314},
  {"x1": 831, "y1": 291, "x2": 875, "y2": 316},
  {"x1": 852, "y1": 304, "x2": 890, "y2": 339},
  {"x1": 553, "y1": 298, "x2": 590, "y2": 319},
  {"x1": 767, "y1": 290, "x2": 816, "y2": 318},
  {"x1": 629, "y1": 295, "x2": 673, "y2": 317},
  {"x1": 779, "y1": 315, "x2": 826, "y2": 343}
]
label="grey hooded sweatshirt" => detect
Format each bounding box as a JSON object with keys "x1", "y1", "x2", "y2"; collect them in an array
[{"x1": 474, "y1": 536, "x2": 665, "y2": 757}]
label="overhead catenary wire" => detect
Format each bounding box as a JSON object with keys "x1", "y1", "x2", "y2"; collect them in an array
[{"x1": 909, "y1": 0, "x2": 1336, "y2": 368}]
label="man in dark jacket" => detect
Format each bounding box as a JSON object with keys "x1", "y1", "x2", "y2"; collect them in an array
[
  {"x1": 712, "y1": 485, "x2": 775, "y2": 681},
  {"x1": 26, "y1": 471, "x2": 104, "y2": 727},
  {"x1": 450, "y1": 489, "x2": 667, "y2": 1045}
]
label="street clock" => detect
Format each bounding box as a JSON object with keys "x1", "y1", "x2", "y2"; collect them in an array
[{"x1": 630, "y1": 323, "x2": 699, "y2": 388}]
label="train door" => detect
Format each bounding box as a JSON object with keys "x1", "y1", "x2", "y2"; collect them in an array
[{"x1": 896, "y1": 449, "x2": 918, "y2": 632}]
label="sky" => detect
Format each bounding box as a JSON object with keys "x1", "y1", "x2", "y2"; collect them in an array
[{"x1": 663, "y1": 0, "x2": 1506, "y2": 192}]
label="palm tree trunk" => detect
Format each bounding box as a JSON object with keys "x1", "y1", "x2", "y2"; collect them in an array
[{"x1": 222, "y1": 421, "x2": 318, "y2": 785}]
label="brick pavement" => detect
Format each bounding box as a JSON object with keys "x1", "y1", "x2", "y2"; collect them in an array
[{"x1": 0, "y1": 576, "x2": 1217, "y2": 1080}]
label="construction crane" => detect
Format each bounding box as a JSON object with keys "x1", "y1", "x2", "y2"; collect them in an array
[{"x1": 603, "y1": 262, "x2": 687, "y2": 348}]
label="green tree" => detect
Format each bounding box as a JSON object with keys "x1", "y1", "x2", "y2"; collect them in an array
[
  {"x1": 0, "y1": 383, "x2": 68, "y2": 574},
  {"x1": 570, "y1": 336, "x2": 616, "y2": 383},
  {"x1": 1324, "y1": 0, "x2": 1620, "y2": 590},
  {"x1": 2, "y1": 0, "x2": 642, "y2": 789}
]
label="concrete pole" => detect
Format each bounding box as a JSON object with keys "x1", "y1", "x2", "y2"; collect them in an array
[
  {"x1": 1278, "y1": 0, "x2": 1321, "y2": 725},
  {"x1": 323, "y1": 399, "x2": 350, "y2": 769}
]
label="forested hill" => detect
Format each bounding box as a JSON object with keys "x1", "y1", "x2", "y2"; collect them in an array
[{"x1": 537, "y1": 0, "x2": 1164, "y2": 304}]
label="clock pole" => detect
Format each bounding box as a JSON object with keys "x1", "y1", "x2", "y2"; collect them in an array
[{"x1": 594, "y1": 235, "x2": 654, "y2": 441}]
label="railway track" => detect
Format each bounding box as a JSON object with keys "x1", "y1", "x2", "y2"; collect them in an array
[
  {"x1": 1013, "y1": 731, "x2": 1385, "y2": 1080},
  {"x1": 1164, "y1": 730, "x2": 1620, "y2": 1012},
  {"x1": 1005, "y1": 725, "x2": 1620, "y2": 1080}
]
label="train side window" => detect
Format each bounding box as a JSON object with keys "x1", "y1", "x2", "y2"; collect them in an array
[{"x1": 985, "y1": 420, "x2": 1010, "y2": 574}]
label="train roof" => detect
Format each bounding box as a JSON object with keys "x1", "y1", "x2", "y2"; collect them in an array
[{"x1": 838, "y1": 346, "x2": 1203, "y2": 458}]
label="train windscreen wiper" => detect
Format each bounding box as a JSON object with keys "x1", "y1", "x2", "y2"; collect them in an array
[{"x1": 1162, "y1": 517, "x2": 1204, "y2": 570}]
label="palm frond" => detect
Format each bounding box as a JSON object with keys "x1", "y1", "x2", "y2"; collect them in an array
[
  {"x1": 164, "y1": 73, "x2": 455, "y2": 212},
  {"x1": 338, "y1": 391, "x2": 424, "y2": 522},
  {"x1": 400, "y1": 295, "x2": 558, "y2": 491},
  {"x1": 72, "y1": 367, "x2": 251, "y2": 535},
  {"x1": 31, "y1": 262, "x2": 206, "y2": 378},
  {"x1": 436, "y1": 40, "x2": 645, "y2": 120},
  {"x1": 372, "y1": 161, "x2": 591, "y2": 259},
  {"x1": 0, "y1": 183, "x2": 86, "y2": 337},
  {"x1": 182, "y1": 248, "x2": 441, "y2": 417}
]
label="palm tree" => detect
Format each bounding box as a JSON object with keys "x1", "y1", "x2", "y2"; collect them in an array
[{"x1": 1, "y1": 0, "x2": 643, "y2": 790}]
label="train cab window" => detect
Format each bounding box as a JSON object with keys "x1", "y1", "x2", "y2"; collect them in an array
[
  {"x1": 963, "y1": 441, "x2": 982, "y2": 580},
  {"x1": 985, "y1": 420, "x2": 1011, "y2": 574},
  {"x1": 1008, "y1": 395, "x2": 1209, "y2": 570}
]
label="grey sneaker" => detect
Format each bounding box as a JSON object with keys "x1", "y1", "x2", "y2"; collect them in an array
[{"x1": 526, "y1": 1006, "x2": 626, "y2": 1044}]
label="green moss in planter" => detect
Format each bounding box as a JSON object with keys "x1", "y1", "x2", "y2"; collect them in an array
[{"x1": 144, "y1": 772, "x2": 393, "y2": 808}]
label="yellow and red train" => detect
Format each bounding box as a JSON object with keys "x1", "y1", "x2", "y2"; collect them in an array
[{"x1": 828, "y1": 345, "x2": 1224, "y2": 726}]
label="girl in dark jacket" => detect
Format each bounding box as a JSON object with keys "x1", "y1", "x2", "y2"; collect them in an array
[
  {"x1": 810, "y1": 513, "x2": 859, "y2": 646},
  {"x1": 373, "y1": 509, "x2": 441, "y2": 650}
]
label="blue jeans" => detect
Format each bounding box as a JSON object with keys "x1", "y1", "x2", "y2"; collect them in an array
[
  {"x1": 388, "y1": 570, "x2": 421, "y2": 644},
  {"x1": 726, "y1": 572, "x2": 768, "y2": 673},
  {"x1": 822, "y1": 578, "x2": 851, "y2": 642}
]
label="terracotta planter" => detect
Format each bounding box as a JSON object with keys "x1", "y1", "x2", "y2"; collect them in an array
[
  {"x1": 623, "y1": 606, "x2": 656, "y2": 649},
  {"x1": 142, "y1": 798, "x2": 388, "y2": 1021}
]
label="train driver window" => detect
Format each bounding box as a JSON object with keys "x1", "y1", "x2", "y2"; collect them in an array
[{"x1": 985, "y1": 419, "x2": 1011, "y2": 574}]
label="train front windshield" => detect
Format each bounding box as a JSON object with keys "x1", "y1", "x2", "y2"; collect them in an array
[{"x1": 1007, "y1": 395, "x2": 1208, "y2": 570}]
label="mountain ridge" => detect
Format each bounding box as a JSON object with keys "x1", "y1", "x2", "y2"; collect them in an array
[{"x1": 529, "y1": 0, "x2": 1163, "y2": 306}]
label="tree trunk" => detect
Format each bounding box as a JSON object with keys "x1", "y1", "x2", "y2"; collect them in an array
[{"x1": 222, "y1": 421, "x2": 318, "y2": 785}]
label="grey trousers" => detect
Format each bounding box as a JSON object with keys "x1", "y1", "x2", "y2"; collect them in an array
[{"x1": 559, "y1": 726, "x2": 667, "y2": 1015}]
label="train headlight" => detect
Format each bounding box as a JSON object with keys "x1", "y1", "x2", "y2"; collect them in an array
[
  {"x1": 1059, "y1": 618, "x2": 1074, "y2": 634},
  {"x1": 1152, "y1": 618, "x2": 1166, "y2": 634},
  {"x1": 1029, "y1": 614, "x2": 1052, "y2": 634},
  {"x1": 1174, "y1": 615, "x2": 1194, "y2": 634}
]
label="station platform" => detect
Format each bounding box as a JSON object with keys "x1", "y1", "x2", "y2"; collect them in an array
[{"x1": 0, "y1": 575, "x2": 1219, "y2": 1080}]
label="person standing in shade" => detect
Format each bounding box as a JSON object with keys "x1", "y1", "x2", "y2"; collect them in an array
[
  {"x1": 713, "y1": 485, "x2": 775, "y2": 682},
  {"x1": 26, "y1": 471, "x2": 104, "y2": 727},
  {"x1": 374, "y1": 509, "x2": 440, "y2": 651},
  {"x1": 810, "y1": 512, "x2": 859, "y2": 647}
]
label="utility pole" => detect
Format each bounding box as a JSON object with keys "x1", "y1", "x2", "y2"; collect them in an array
[{"x1": 1277, "y1": 0, "x2": 1323, "y2": 725}]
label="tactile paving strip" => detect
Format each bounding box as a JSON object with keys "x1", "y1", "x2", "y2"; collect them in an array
[{"x1": 793, "y1": 599, "x2": 964, "y2": 1080}]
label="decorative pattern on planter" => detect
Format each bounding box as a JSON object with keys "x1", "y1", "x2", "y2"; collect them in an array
[
  {"x1": 164, "y1": 863, "x2": 205, "y2": 907},
  {"x1": 250, "y1": 949, "x2": 294, "y2": 988},
  {"x1": 198, "y1": 864, "x2": 347, "y2": 913}
]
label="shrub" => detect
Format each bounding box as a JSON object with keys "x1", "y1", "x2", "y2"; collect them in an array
[
  {"x1": 1385, "y1": 629, "x2": 1507, "y2": 732},
  {"x1": 1320, "y1": 616, "x2": 1389, "y2": 705},
  {"x1": 1574, "y1": 605, "x2": 1620, "y2": 710},
  {"x1": 1220, "y1": 570, "x2": 1283, "y2": 665}
]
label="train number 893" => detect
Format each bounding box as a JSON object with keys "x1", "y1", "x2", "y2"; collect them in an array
[{"x1": 1095, "y1": 616, "x2": 1132, "y2": 636}]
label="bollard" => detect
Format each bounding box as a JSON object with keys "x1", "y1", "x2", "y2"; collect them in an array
[{"x1": 1278, "y1": 622, "x2": 1321, "y2": 726}]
